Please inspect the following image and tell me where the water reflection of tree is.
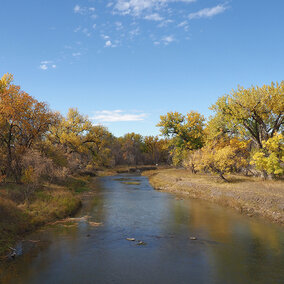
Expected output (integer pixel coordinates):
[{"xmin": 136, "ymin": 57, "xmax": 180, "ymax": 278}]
[{"xmin": 186, "ymin": 201, "xmax": 284, "ymax": 283}]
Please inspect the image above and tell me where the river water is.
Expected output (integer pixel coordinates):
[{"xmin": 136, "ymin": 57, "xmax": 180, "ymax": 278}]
[{"xmin": 1, "ymin": 175, "xmax": 284, "ymax": 284}]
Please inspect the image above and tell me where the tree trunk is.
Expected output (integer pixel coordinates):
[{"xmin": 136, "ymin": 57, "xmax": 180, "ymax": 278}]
[
  {"xmin": 261, "ymin": 170, "xmax": 268, "ymax": 180},
  {"xmin": 219, "ymin": 172, "xmax": 229, "ymax": 182}
]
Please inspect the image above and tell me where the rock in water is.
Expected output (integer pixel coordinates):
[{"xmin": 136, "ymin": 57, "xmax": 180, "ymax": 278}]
[{"xmin": 126, "ymin": 238, "xmax": 136, "ymax": 241}]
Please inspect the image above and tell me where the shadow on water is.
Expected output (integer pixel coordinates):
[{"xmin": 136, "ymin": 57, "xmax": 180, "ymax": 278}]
[{"xmin": 1, "ymin": 174, "xmax": 284, "ymax": 284}]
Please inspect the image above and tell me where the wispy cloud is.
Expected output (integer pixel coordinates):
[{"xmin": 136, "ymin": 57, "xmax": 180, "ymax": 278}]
[
  {"xmin": 162, "ymin": 35, "xmax": 175, "ymax": 45},
  {"xmin": 145, "ymin": 13, "xmax": 163, "ymax": 21},
  {"xmin": 114, "ymin": 0, "xmax": 196, "ymax": 16},
  {"xmin": 72, "ymin": 52, "xmax": 81, "ymax": 57},
  {"xmin": 189, "ymin": 4, "xmax": 228, "ymax": 20},
  {"xmin": 105, "ymin": 40, "xmax": 112, "ymax": 47},
  {"xmin": 74, "ymin": 5, "xmax": 81, "ymax": 14},
  {"xmin": 91, "ymin": 110, "xmax": 147, "ymax": 122},
  {"xmin": 74, "ymin": 5, "xmax": 96, "ymax": 15},
  {"xmin": 40, "ymin": 64, "xmax": 48, "ymax": 70},
  {"xmin": 39, "ymin": 61, "xmax": 56, "ymax": 70}
]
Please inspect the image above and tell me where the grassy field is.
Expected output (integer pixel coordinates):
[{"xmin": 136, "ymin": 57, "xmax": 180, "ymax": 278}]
[
  {"xmin": 143, "ymin": 169, "xmax": 284, "ymax": 224},
  {"xmin": 0, "ymin": 176, "xmax": 95, "ymax": 257}
]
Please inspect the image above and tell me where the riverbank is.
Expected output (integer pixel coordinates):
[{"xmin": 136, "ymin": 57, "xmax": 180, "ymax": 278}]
[
  {"xmin": 143, "ymin": 169, "xmax": 284, "ymax": 224},
  {"xmin": 0, "ymin": 176, "xmax": 95, "ymax": 258},
  {"xmin": 96, "ymin": 165, "xmax": 158, "ymax": 176}
]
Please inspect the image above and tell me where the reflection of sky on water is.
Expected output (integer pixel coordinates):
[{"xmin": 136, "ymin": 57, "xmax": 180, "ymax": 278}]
[{"xmin": 1, "ymin": 175, "xmax": 284, "ymax": 284}]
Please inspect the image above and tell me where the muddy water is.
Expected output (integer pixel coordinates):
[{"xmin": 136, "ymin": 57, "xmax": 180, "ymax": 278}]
[{"xmin": 1, "ymin": 175, "xmax": 284, "ymax": 284}]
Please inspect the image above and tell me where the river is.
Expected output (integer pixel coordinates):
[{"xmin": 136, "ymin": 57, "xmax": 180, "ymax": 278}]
[{"xmin": 1, "ymin": 174, "xmax": 284, "ymax": 284}]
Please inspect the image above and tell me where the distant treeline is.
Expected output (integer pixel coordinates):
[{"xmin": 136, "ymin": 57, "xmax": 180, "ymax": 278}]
[
  {"xmin": 0, "ymin": 74, "xmax": 170, "ymax": 187},
  {"xmin": 0, "ymin": 73, "xmax": 283, "ymax": 187}
]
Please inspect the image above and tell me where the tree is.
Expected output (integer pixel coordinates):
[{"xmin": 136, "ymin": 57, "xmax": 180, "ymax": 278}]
[
  {"xmin": 48, "ymin": 108, "xmax": 115, "ymax": 169},
  {"xmin": 157, "ymin": 111, "xmax": 205, "ymax": 165},
  {"xmin": 211, "ymin": 82, "xmax": 284, "ymax": 149},
  {"xmin": 143, "ymin": 136, "xmax": 169, "ymax": 164},
  {"xmin": 49, "ymin": 108, "xmax": 92, "ymax": 154},
  {"xmin": 0, "ymin": 74, "xmax": 57, "ymax": 181},
  {"xmin": 183, "ymin": 150, "xmax": 202, "ymax": 174},
  {"xmin": 250, "ymin": 133, "xmax": 284, "ymax": 178},
  {"xmin": 85, "ymin": 125, "xmax": 115, "ymax": 167},
  {"xmin": 197, "ymin": 138, "xmax": 249, "ymax": 181},
  {"xmin": 120, "ymin": 133, "xmax": 144, "ymax": 165},
  {"xmin": 157, "ymin": 111, "xmax": 205, "ymax": 150}
]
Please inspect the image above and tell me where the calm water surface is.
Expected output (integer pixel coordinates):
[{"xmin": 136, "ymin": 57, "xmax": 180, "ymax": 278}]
[{"xmin": 1, "ymin": 175, "xmax": 284, "ymax": 284}]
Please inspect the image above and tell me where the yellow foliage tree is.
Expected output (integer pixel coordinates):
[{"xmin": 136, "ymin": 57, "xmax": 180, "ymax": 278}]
[
  {"xmin": 157, "ymin": 111, "xmax": 205, "ymax": 165},
  {"xmin": 211, "ymin": 82, "xmax": 284, "ymax": 148},
  {"xmin": 143, "ymin": 136, "xmax": 169, "ymax": 164},
  {"xmin": 0, "ymin": 74, "xmax": 57, "ymax": 181},
  {"xmin": 250, "ymin": 133, "xmax": 284, "ymax": 178},
  {"xmin": 197, "ymin": 138, "xmax": 249, "ymax": 181}
]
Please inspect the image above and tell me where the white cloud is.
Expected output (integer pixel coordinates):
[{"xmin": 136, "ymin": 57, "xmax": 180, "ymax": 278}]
[
  {"xmin": 144, "ymin": 13, "xmax": 163, "ymax": 21},
  {"xmin": 39, "ymin": 60, "xmax": 56, "ymax": 70},
  {"xmin": 74, "ymin": 4, "xmax": 96, "ymax": 15},
  {"xmin": 40, "ymin": 60, "xmax": 52, "ymax": 64},
  {"xmin": 162, "ymin": 35, "xmax": 174, "ymax": 45},
  {"xmin": 40, "ymin": 64, "xmax": 48, "ymax": 70},
  {"xmin": 177, "ymin": 20, "xmax": 188, "ymax": 27},
  {"xmin": 105, "ymin": 40, "xmax": 112, "ymax": 47},
  {"xmin": 82, "ymin": 28, "xmax": 91, "ymax": 37},
  {"xmin": 74, "ymin": 5, "xmax": 81, "ymax": 14},
  {"xmin": 129, "ymin": 27, "xmax": 140, "ymax": 37},
  {"xmin": 114, "ymin": 0, "xmax": 195, "ymax": 16},
  {"xmin": 72, "ymin": 52, "xmax": 81, "ymax": 57},
  {"xmin": 91, "ymin": 110, "xmax": 147, "ymax": 122},
  {"xmin": 158, "ymin": 19, "xmax": 174, "ymax": 28},
  {"xmin": 70, "ymin": 0, "xmax": 227, "ymax": 49},
  {"xmin": 115, "ymin": 21, "xmax": 123, "ymax": 30},
  {"xmin": 189, "ymin": 4, "xmax": 228, "ymax": 20}
]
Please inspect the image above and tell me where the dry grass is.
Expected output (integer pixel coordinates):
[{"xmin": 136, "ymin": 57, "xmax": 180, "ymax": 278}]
[
  {"xmin": 0, "ymin": 177, "xmax": 94, "ymax": 257},
  {"xmin": 143, "ymin": 169, "xmax": 284, "ymax": 224}
]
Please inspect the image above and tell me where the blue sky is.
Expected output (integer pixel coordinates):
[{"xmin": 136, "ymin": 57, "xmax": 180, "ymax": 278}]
[{"xmin": 0, "ymin": 0, "xmax": 283, "ymax": 137}]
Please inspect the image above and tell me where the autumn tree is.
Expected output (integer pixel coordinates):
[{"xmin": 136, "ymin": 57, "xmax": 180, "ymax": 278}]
[
  {"xmin": 48, "ymin": 108, "xmax": 115, "ymax": 170},
  {"xmin": 250, "ymin": 133, "xmax": 284, "ymax": 178},
  {"xmin": 85, "ymin": 125, "xmax": 115, "ymax": 167},
  {"xmin": 157, "ymin": 111, "xmax": 205, "ymax": 165},
  {"xmin": 210, "ymin": 82, "xmax": 284, "ymax": 149},
  {"xmin": 0, "ymin": 74, "xmax": 57, "ymax": 181},
  {"xmin": 197, "ymin": 138, "xmax": 249, "ymax": 181},
  {"xmin": 183, "ymin": 150, "xmax": 202, "ymax": 174},
  {"xmin": 143, "ymin": 136, "xmax": 169, "ymax": 164},
  {"xmin": 120, "ymin": 133, "xmax": 144, "ymax": 165}
]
